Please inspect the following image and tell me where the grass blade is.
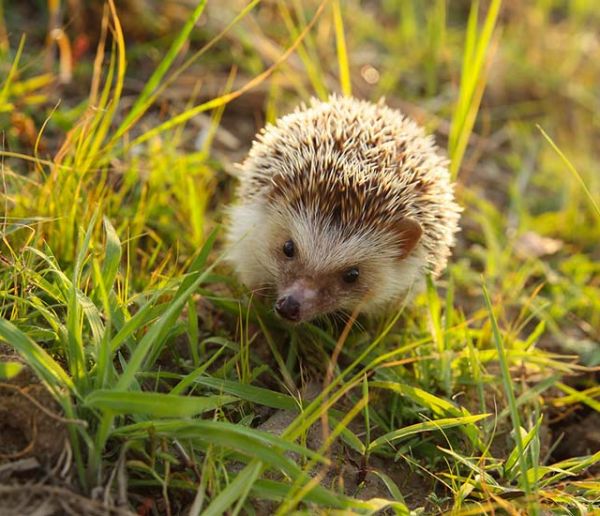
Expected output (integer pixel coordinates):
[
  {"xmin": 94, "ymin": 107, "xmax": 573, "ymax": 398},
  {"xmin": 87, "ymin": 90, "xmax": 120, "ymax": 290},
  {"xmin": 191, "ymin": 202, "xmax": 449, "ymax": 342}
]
[
  {"xmin": 482, "ymin": 281, "xmax": 531, "ymax": 496},
  {"xmin": 0, "ymin": 319, "xmax": 74, "ymax": 391},
  {"xmin": 332, "ymin": 0, "xmax": 351, "ymax": 96},
  {"xmin": 537, "ymin": 125, "xmax": 600, "ymax": 222},
  {"xmin": 117, "ymin": 419, "xmax": 329, "ymax": 464},
  {"xmin": 190, "ymin": 376, "xmax": 298, "ymax": 410},
  {"xmin": 99, "ymin": 216, "xmax": 122, "ymax": 294},
  {"xmin": 448, "ymin": 0, "xmax": 501, "ymax": 178},
  {"xmin": 114, "ymin": 0, "xmax": 208, "ymax": 138},
  {"xmin": 368, "ymin": 414, "xmax": 489, "ymax": 452},
  {"xmin": 0, "ymin": 34, "xmax": 26, "ymax": 108},
  {"xmin": 84, "ymin": 390, "xmax": 237, "ymax": 417},
  {"xmin": 0, "ymin": 360, "xmax": 24, "ymax": 379},
  {"xmin": 201, "ymin": 460, "xmax": 263, "ymax": 516}
]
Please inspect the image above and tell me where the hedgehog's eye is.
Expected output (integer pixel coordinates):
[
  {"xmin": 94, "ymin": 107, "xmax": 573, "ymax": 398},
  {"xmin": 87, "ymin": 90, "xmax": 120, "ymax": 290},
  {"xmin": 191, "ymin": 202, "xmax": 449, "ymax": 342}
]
[
  {"xmin": 282, "ymin": 240, "xmax": 295, "ymax": 258},
  {"xmin": 342, "ymin": 266, "xmax": 359, "ymax": 284}
]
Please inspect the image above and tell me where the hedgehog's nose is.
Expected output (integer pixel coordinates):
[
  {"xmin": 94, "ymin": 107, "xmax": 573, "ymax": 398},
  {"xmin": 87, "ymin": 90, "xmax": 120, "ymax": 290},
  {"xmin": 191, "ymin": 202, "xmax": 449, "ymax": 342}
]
[{"xmin": 275, "ymin": 295, "xmax": 301, "ymax": 321}]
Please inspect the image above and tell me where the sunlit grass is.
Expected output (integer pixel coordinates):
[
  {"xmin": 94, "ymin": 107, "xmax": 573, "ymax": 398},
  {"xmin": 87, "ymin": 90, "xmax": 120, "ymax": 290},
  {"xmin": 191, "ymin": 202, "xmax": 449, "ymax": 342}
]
[
  {"xmin": 448, "ymin": 0, "xmax": 501, "ymax": 179},
  {"xmin": 0, "ymin": 0, "xmax": 599, "ymax": 513}
]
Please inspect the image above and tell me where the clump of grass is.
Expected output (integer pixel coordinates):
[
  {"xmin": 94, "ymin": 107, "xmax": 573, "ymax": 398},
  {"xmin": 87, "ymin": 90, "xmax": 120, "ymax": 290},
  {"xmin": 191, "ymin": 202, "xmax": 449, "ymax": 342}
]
[{"xmin": 1, "ymin": 0, "xmax": 599, "ymax": 514}]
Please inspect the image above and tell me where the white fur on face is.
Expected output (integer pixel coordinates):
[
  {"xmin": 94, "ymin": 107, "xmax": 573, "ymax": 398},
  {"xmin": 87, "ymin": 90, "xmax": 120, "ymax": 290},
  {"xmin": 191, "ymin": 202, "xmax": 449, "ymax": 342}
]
[{"xmin": 225, "ymin": 201, "xmax": 280, "ymax": 290}]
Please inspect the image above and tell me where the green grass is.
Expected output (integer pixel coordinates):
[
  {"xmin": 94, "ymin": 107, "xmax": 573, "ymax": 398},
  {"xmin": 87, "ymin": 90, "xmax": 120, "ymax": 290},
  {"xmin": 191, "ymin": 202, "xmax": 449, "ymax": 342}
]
[{"xmin": 1, "ymin": 0, "xmax": 599, "ymax": 514}]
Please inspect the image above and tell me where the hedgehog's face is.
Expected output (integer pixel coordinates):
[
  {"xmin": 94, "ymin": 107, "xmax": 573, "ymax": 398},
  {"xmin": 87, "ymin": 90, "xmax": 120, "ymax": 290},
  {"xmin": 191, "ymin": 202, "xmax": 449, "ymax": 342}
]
[
  {"xmin": 272, "ymin": 235, "xmax": 367, "ymax": 322},
  {"xmin": 269, "ymin": 209, "xmax": 423, "ymax": 322},
  {"xmin": 226, "ymin": 201, "xmax": 424, "ymax": 323}
]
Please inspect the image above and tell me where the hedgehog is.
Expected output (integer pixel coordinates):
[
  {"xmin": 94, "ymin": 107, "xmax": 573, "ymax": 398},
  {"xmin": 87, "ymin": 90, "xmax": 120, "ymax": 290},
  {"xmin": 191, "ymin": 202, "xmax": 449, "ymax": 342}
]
[{"xmin": 225, "ymin": 95, "xmax": 461, "ymax": 323}]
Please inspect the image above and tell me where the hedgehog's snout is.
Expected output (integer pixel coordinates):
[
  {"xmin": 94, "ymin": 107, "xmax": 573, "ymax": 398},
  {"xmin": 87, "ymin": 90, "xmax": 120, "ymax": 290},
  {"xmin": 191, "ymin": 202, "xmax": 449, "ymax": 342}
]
[
  {"xmin": 274, "ymin": 295, "xmax": 301, "ymax": 321},
  {"xmin": 274, "ymin": 279, "xmax": 319, "ymax": 323}
]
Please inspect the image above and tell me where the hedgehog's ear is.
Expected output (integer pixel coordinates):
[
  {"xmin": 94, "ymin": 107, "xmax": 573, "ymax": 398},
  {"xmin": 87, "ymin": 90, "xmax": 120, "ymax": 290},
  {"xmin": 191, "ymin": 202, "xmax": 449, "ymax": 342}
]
[{"xmin": 395, "ymin": 218, "xmax": 422, "ymax": 259}]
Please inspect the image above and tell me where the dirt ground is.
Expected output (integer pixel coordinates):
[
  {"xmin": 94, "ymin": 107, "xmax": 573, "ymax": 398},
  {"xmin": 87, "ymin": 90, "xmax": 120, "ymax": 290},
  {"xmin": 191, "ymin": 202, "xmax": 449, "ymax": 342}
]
[{"xmin": 0, "ymin": 345, "xmax": 134, "ymax": 515}]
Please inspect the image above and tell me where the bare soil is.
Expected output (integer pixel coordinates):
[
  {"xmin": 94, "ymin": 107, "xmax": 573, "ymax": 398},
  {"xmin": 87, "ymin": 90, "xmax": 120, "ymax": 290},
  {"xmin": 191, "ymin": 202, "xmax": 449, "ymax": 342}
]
[{"xmin": 0, "ymin": 345, "xmax": 134, "ymax": 515}]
